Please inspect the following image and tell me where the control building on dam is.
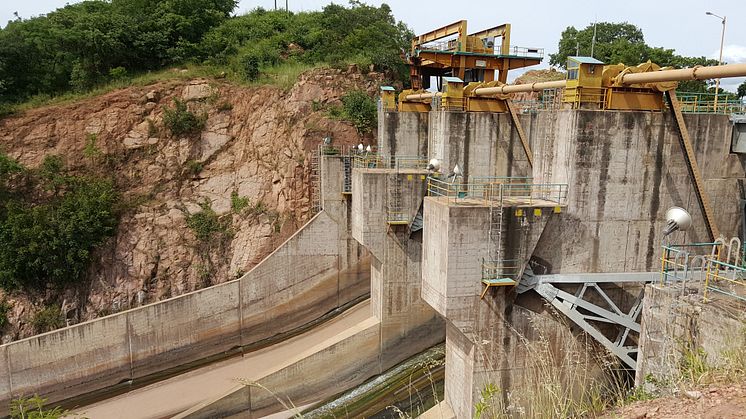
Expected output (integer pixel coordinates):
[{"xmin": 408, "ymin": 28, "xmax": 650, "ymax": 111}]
[{"xmin": 2, "ymin": 19, "xmax": 746, "ymax": 418}]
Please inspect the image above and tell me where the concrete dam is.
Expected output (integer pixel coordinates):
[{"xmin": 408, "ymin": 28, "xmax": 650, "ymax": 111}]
[
  {"xmin": 1, "ymin": 93, "xmax": 744, "ymax": 417},
  {"xmin": 2, "ymin": 18, "xmax": 746, "ymax": 417}
]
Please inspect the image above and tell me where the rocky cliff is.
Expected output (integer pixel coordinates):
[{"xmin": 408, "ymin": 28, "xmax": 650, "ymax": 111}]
[{"xmin": 0, "ymin": 66, "xmax": 381, "ymax": 341}]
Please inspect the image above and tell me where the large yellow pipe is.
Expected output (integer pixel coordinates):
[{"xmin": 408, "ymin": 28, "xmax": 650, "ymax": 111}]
[
  {"xmin": 405, "ymin": 92, "xmax": 443, "ymax": 101},
  {"xmin": 404, "ymin": 62, "xmax": 746, "ymax": 102},
  {"xmin": 619, "ymin": 63, "xmax": 746, "ymax": 84},
  {"xmin": 473, "ymin": 80, "xmax": 566, "ymax": 96}
]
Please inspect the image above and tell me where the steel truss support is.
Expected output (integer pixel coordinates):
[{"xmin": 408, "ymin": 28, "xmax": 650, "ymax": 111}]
[{"xmin": 533, "ymin": 274, "xmax": 654, "ymax": 370}]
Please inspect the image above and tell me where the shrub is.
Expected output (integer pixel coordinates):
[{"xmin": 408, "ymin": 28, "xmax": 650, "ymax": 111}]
[
  {"xmin": 216, "ymin": 101, "xmax": 233, "ymax": 111},
  {"xmin": 31, "ymin": 304, "xmax": 65, "ymax": 333},
  {"xmin": 231, "ymin": 191, "xmax": 250, "ymax": 213},
  {"xmin": 186, "ymin": 200, "xmax": 227, "ymax": 242},
  {"xmin": 236, "ymin": 51, "xmax": 260, "ymax": 82},
  {"xmin": 0, "ymin": 299, "xmax": 11, "ymax": 329},
  {"xmin": 162, "ymin": 99, "xmax": 206, "ymax": 136},
  {"xmin": 340, "ymin": 90, "xmax": 377, "ymax": 134},
  {"xmin": 108, "ymin": 66, "xmax": 128, "ymax": 80},
  {"xmin": 0, "ymin": 175, "xmax": 119, "ymax": 289},
  {"xmin": 186, "ymin": 160, "xmax": 204, "ymax": 176},
  {"xmin": 83, "ymin": 133, "xmax": 102, "ymax": 161}
]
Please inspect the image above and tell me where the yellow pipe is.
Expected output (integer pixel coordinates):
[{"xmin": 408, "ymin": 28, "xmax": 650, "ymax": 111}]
[
  {"xmin": 403, "ymin": 92, "xmax": 443, "ymax": 101},
  {"xmin": 620, "ymin": 63, "xmax": 746, "ymax": 84},
  {"xmin": 473, "ymin": 80, "xmax": 567, "ymax": 96}
]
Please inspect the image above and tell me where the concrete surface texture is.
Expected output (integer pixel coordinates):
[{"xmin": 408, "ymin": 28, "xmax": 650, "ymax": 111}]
[
  {"xmin": 531, "ymin": 111, "xmax": 743, "ymax": 274},
  {"xmin": 636, "ymin": 284, "xmax": 746, "ymax": 386},
  {"xmin": 78, "ymin": 300, "xmax": 373, "ymax": 418},
  {"xmin": 419, "ymin": 109, "xmax": 743, "ymax": 418},
  {"xmin": 377, "ymin": 109, "xmax": 429, "ymax": 158},
  {"xmin": 427, "ymin": 111, "xmax": 532, "ymax": 180},
  {"xmin": 180, "ymin": 166, "xmax": 447, "ymax": 416},
  {"xmin": 0, "ymin": 208, "xmax": 365, "ymax": 413}
]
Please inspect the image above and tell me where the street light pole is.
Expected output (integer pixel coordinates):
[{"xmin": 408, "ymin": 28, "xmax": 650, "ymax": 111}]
[{"xmin": 706, "ymin": 11, "xmax": 726, "ymax": 112}]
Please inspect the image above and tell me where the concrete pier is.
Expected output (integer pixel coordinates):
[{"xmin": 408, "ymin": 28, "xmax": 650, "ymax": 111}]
[{"xmin": 418, "ymin": 108, "xmax": 745, "ymax": 417}]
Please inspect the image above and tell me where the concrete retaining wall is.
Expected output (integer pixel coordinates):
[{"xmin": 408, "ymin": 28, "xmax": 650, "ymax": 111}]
[
  {"xmin": 636, "ymin": 284, "xmax": 746, "ymax": 385},
  {"xmin": 0, "ymin": 209, "xmax": 368, "ymax": 413}
]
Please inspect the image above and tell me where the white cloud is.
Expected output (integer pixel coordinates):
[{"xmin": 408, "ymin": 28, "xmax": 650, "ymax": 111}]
[{"xmin": 710, "ymin": 44, "xmax": 746, "ymax": 64}]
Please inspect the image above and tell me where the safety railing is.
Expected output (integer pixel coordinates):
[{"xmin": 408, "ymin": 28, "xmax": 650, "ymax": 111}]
[
  {"xmin": 677, "ymin": 92, "xmax": 746, "ymax": 115},
  {"xmin": 393, "ymin": 156, "xmax": 430, "ymax": 170},
  {"xmin": 659, "ymin": 238, "xmax": 746, "ymax": 302},
  {"xmin": 659, "ymin": 242, "xmax": 717, "ymax": 285},
  {"xmin": 704, "ymin": 258, "xmax": 746, "ymax": 302},
  {"xmin": 426, "ymin": 177, "xmax": 568, "ymax": 207},
  {"xmin": 418, "ymin": 42, "xmax": 544, "ymax": 59},
  {"xmin": 482, "ymin": 258, "xmax": 522, "ymax": 281},
  {"xmin": 496, "ymin": 183, "xmax": 569, "ymax": 207},
  {"xmin": 386, "ymin": 210, "xmax": 409, "ymax": 225},
  {"xmin": 352, "ymin": 153, "xmax": 385, "ymax": 168}
]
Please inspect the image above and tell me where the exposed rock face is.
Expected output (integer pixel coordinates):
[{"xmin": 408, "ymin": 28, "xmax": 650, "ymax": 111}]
[{"xmin": 0, "ymin": 67, "xmax": 381, "ymax": 341}]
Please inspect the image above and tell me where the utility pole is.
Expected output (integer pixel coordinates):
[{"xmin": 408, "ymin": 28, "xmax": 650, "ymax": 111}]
[
  {"xmin": 706, "ymin": 11, "xmax": 726, "ymax": 113},
  {"xmin": 286, "ymin": 0, "xmax": 288, "ymax": 12},
  {"xmin": 590, "ymin": 21, "xmax": 597, "ymax": 58}
]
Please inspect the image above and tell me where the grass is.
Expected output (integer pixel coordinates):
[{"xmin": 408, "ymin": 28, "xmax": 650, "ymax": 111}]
[
  {"xmin": 5, "ymin": 64, "xmax": 229, "ymax": 116},
  {"xmin": 249, "ymin": 61, "xmax": 316, "ymax": 91},
  {"xmin": 1, "ymin": 56, "xmax": 363, "ymax": 118}
]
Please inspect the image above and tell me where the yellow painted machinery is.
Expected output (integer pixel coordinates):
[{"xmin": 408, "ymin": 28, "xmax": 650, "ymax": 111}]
[{"xmin": 408, "ymin": 20, "xmax": 543, "ymax": 90}]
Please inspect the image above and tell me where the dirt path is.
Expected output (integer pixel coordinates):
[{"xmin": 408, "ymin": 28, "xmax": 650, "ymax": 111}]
[
  {"xmin": 76, "ymin": 300, "xmax": 373, "ymax": 418},
  {"xmin": 604, "ymin": 382, "xmax": 746, "ymax": 419}
]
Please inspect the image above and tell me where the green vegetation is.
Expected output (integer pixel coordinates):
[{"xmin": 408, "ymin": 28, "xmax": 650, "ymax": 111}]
[
  {"xmin": 0, "ymin": 153, "xmax": 119, "ymax": 290},
  {"xmin": 31, "ymin": 304, "xmax": 65, "ymax": 333},
  {"xmin": 10, "ymin": 395, "xmax": 68, "ymax": 419},
  {"xmin": 162, "ymin": 99, "xmax": 207, "ymax": 136},
  {"xmin": 550, "ymin": 22, "xmax": 721, "ymax": 93},
  {"xmin": 0, "ymin": 1, "xmax": 411, "ymax": 113},
  {"xmin": 0, "ymin": 298, "xmax": 11, "ymax": 329},
  {"xmin": 230, "ymin": 191, "xmax": 251, "ymax": 213},
  {"xmin": 186, "ymin": 199, "xmax": 229, "ymax": 242},
  {"xmin": 337, "ymin": 90, "xmax": 378, "ymax": 134}
]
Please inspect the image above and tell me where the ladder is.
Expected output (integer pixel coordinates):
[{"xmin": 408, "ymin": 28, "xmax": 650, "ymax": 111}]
[
  {"xmin": 666, "ymin": 91, "xmax": 720, "ymax": 240},
  {"xmin": 310, "ymin": 146, "xmax": 322, "ymax": 213},
  {"xmin": 342, "ymin": 156, "xmax": 352, "ymax": 195},
  {"xmin": 387, "ymin": 174, "xmax": 407, "ymax": 225},
  {"xmin": 481, "ymin": 183, "xmax": 514, "ymax": 298},
  {"xmin": 506, "ymin": 100, "xmax": 534, "ymax": 168}
]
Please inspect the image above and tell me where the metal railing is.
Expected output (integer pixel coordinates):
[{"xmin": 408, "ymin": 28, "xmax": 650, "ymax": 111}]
[
  {"xmin": 659, "ymin": 238, "xmax": 746, "ymax": 302},
  {"xmin": 426, "ymin": 177, "xmax": 568, "ymax": 206},
  {"xmin": 417, "ymin": 42, "xmax": 544, "ymax": 59},
  {"xmin": 677, "ymin": 92, "xmax": 746, "ymax": 115},
  {"xmin": 659, "ymin": 242, "xmax": 717, "ymax": 285},
  {"xmin": 704, "ymin": 258, "xmax": 746, "ymax": 302},
  {"xmin": 482, "ymin": 258, "xmax": 522, "ymax": 281}
]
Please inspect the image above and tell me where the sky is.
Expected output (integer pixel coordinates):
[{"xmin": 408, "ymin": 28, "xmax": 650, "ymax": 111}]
[{"xmin": 2, "ymin": 0, "xmax": 745, "ymax": 90}]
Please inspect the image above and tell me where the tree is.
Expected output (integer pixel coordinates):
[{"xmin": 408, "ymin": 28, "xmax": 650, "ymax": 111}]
[
  {"xmin": 550, "ymin": 22, "xmax": 721, "ymax": 92},
  {"xmin": 738, "ymin": 80, "xmax": 746, "ymax": 99},
  {"xmin": 0, "ymin": 154, "xmax": 119, "ymax": 290},
  {"xmin": 550, "ymin": 22, "xmax": 645, "ymax": 67}
]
